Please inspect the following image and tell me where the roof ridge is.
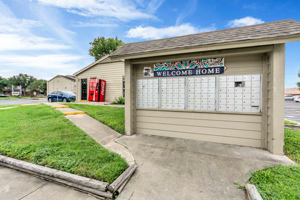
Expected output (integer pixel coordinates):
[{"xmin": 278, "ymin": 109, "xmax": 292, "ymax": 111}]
[{"xmin": 116, "ymin": 19, "xmax": 295, "ymax": 47}]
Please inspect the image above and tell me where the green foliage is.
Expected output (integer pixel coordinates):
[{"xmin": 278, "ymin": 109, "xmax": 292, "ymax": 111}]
[
  {"xmin": 0, "ymin": 104, "xmax": 128, "ymax": 183},
  {"xmin": 65, "ymin": 104, "xmax": 125, "ymax": 134},
  {"xmin": 0, "ymin": 76, "xmax": 8, "ymax": 90},
  {"xmin": 246, "ymin": 128, "xmax": 300, "ymax": 199},
  {"xmin": 248, "ymin": 165, "xmax": 300, "ymax": 200},
  {"xmin": 28, "ymin": 79, "xmax": 47, "ymax": 93},
  {"xmin": 113, "ymin": 96, "xmax": 125, "ymax": 105},
  {"xmin": 284, "ymin": 120, "xmax": 298, "ymax": 125},
  {"xmin": 284, "ymin": 128, "xmax": 300, "ymax": 164},
  {"xmin": 8, "ymin": 73, "xmax": 36, "ymax": 95},
  {"xmin": 298, "ymin": 72, "xmax": 300, "ymax": 89},
  {"xmin": 89, "ymin": 36, "xmax": 124, "ymax": 61}
]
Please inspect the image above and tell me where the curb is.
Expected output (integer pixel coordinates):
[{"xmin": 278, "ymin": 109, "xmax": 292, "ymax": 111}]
[
  {"xmin": 0, "ymin": 155, "xmax": 137, "ymax": 199},
  {"xmin": 284, "ymin": 124, "xmax": 300, "ymax": 130},
  {"xmin": 63, "ymin": 111, "xmax": 85, "ymax": 115},
  {"xmin": 53, "ymin": 106, "xmax": 70, "ymax": 108},
  {"xmin": 245, "ymin": 184, "xmax": 263, "ymax": 200}
]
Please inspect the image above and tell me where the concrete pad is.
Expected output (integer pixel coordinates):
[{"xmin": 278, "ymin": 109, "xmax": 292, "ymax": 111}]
[
  {"xmin": 21, "ymin": 182, "xmax": 99, "ymax": 200},
  {"xmin": 0, "ymin": 166, "xmax": 98, "ymax": 200},
  {"xmin": 117, "ymin": 134, "xmax": 294, "ymax": 200},
  {"xmin": 66, "ymin": 114, "xmax": 120, "ymax": 145}
]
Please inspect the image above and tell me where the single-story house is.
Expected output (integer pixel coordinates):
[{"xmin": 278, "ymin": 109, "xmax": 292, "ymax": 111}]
[
  {"xmin": 110, "ymin": 19, "xmax": 300, "ymax": 155},
  {"xmin": 73, "ymin": 55, "xmax": 124, "ymax": 103},
  {"xmin": 285, "ymin": 88, "xmax": 300, "ymax": 95},
  {"xmin": 47, "ymin": 75, "xmax": 76, "ymax": 95}
]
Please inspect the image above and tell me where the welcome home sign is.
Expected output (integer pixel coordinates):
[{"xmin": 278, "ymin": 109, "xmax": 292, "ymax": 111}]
[{"xmin": 154, "ymin": 58, "xmax": 225, "ymax": 77}]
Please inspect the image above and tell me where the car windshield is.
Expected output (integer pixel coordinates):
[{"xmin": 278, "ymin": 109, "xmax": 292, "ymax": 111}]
[{"xmin": 63, "ymin": 91, "xmax": 75, "ymax": 96}]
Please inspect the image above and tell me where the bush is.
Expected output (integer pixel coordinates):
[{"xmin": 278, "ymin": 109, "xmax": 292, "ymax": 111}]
[{"xmin": 112, "ymin": 96, "xmax": 125, "ymax": 105}]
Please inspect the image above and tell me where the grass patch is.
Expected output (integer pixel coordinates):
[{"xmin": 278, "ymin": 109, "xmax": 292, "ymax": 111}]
[
  {"xmin": 248, "ymin": 165, "xmax": 300, "ymax": 200},
  {"xmin": 247, "ymin": 128, "xmax": 300, "ymax": 199},
  {"xmin": 0, "ymin": 104, "xmax": 128, "ymax": 183},
  {"xmin": 65, "ymin": 104, "xmax": 125, "ymax": 134},
  {"xmin": 284, "ymin": 129, "xmax": 300, "ymax": 164},
  {"xmin": 0, "ymin": 105, "xmax": 19, "ymax": 108},
  {"xmin": 284, "ymin": 120, "xmax": 298, "ymax": 125}
]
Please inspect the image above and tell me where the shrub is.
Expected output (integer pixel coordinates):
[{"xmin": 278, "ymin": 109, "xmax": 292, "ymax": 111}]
[{"xmin": 113, "ymin": 96, "xmax": 125, "ymax": 104}]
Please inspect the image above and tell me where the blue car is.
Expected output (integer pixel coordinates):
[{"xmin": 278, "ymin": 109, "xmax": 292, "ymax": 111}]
[{"xmin": 48, "ymin": 91, "xmax": 76, "ymax": 102}]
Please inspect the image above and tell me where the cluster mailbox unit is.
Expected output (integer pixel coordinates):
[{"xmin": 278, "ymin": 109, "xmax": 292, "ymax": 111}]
[
  {"xmin": 110, "ymin": 19, "xmax": 300, "ymax": 155},
  {"xmin": 136, "ymin": 74, "xmax": 262, "ymax": 112}
]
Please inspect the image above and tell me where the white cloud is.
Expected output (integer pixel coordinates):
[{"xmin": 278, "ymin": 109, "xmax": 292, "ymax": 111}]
[
  {"xmin": 176, "ymin": 0, "xmax": 197, "ymax": 25},
  {"xmin": 0, "ymin": 54, "xmax": 83, "ymax": 79},
  {"xmin": 126, "ymin": 23, "xmax": 216, "ymax": 39},
  {"xmin": 73, "ymin": 22, "xmax": 118, "ymax": 28},
  {"xmin": 0, "ymin": 16, "xmax": 71, "ymax": 51},
  {"xmin": 34, "ymin": 0, "xmax": 157, "ymax": 21},
  {"xmin": 0, "ymin": 17, "xmax": 42, "ymax": 33},
  {"xmin": 0, "ymin": 34, "xmax": 70, "ymax": 51},
  {"xmin": 228, "ymin": 16, "xmax": 264, "ymax": 28}
]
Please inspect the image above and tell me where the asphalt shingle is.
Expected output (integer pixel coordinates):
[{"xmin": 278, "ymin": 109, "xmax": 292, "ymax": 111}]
[{"xmin": 111, "ymin": 19, "xmax": 300, "ymax": 57}]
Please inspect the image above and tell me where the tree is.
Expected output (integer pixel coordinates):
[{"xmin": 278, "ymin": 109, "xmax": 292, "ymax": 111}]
[
  {"xmin": 0, "ymin": 76, "xmax": 7, "ymax": 90},
  {"xmin": 298, "ymin": 72, "xmax": 300, "ymax": 89},
  {"xmin": 8, "ymin": 73, "xmax": 36, "ymax": 96},
  {"xmin": 28, "ymin": 79, "xmax": 47, "ymax": 94},
  {"xmin": 89, "ymin": 36, "xmax": 124, "ymax": 61}
]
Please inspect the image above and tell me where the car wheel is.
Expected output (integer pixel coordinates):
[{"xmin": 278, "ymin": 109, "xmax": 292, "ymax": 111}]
[
  {"xmin": 63, "ymin": 98, "xmax": 67, "ymax": 103},
  {"xmin": 48, "ymin": 98, "xmax": 52, "ymax": 102}
]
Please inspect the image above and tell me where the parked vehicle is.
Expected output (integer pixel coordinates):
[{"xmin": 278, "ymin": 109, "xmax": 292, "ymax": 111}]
[
  {"xmin": 47, "ymin": 91, "xmax": 76, "ymax": 102},
  {"xmin": 285, "ymin": 95, "xmax": 295, "ymax": 100},
  {"xmin": 293, "ymin": 95, "xmax": 300, "ymax": 102},
  {"xmin": 0, "ymin": 94, "xmax": 9, "ymax": 98}
]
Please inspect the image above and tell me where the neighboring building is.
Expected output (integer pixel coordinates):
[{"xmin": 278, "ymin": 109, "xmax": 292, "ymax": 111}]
[
  {"xmin": 2, "ymin": 86, "xmax": 31, "ymax": 96},
  {"xmin": 73, "ymin": 55, "xmax": 124, "ymax": 103},
  {"xmin": 47, "ymin": 75, "xmax": 76, "ymax": 95},
  {"xmin": 285, "ymin": 88, "xmax": 300, "ymax": 95},
  {"xmin": 110, "ymin": 19, "xmax": 300, "ymax": 155}
]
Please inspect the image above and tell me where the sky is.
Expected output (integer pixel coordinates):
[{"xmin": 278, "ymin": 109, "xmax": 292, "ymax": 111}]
[{"xmin": 0, "ymin": 0, "xmax": 299, "ymax": 88}]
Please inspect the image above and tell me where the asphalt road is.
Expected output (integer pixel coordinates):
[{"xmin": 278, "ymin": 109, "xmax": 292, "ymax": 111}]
[
  {"xmin": 285, "ymin": 100, "xmax": 300, "ymax": 123},
  {"xmin": 0, "ymin": 98, "xmax": 48, "ymax": 105}
]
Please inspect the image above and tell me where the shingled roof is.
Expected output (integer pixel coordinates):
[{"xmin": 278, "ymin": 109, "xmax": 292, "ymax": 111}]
[{"xmin": 111, "ymin": 19, "xmax": 300, "ymax": 57}]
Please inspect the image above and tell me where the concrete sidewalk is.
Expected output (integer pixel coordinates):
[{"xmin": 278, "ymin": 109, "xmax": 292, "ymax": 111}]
[
  {"xmin": 117, "ymin": 134, "xmax": 294, "ymax": 200},
  {"xmin": 0, "ymin": 166, "xmax": 98, "ymax": 200},
  {"xmin": 45, "ymin": 103, "xmax": 135, "ymax": 165}
]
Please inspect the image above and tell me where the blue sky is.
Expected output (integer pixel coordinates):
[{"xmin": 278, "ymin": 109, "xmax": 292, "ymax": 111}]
[{"xmin": 0, "ymin": 0, "xmax": 299, "ymax": 88}]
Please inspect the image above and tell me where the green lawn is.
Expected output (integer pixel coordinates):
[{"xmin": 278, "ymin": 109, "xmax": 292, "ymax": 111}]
[
  {"xmin": 0, "ymin": 105, "xmax": 19, "ymax": 108},
  {"xmin": 0, "ymin": 104, "xmax": 128, "ymax": 183},
  {"xmin": 248, "ymin": 165, "xmax": 300, "ymax": 200},
  {"xmin": 247, "ymin": 128, "xmax": 300, "ymax": 199},
  {"xmin": 65, "ymin": 104, "xmax": 125, "ymax": 134},
  {"xmin": 284, "ymin": 120, "xmax": 298, "ymax": 125}
]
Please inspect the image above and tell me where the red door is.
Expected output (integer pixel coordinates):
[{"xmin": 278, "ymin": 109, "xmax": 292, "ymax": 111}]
[{"xmin": 99, "ymin": 80, "xmax": 106, "ymax": 102}]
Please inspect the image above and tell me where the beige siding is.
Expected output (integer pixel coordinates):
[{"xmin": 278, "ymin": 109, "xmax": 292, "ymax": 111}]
[
  {"xmin": 76, "ymin": 61, "xmax": 124, "ymax": 102},
  {"xmin": 136, "ymin": 110, "xmax": 262, "ymax": 147},
  {"xmin": 133, "ymin": 53, "xmax": 264, "ymax": 148},
  {"xmin": 47, "ymin": 77, "xmax": 76, "ymax": 95}
]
